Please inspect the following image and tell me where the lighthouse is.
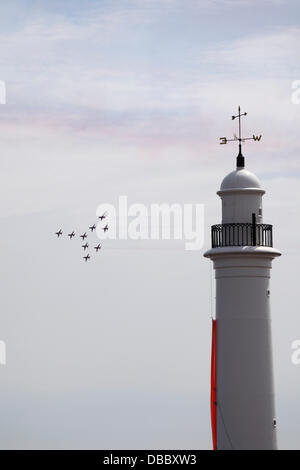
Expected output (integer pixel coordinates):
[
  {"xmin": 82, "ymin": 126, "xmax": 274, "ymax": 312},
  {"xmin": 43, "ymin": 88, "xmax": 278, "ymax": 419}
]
[{"xmin": 204, "ymin": 107, "xmax": 281, "ymax": 450}]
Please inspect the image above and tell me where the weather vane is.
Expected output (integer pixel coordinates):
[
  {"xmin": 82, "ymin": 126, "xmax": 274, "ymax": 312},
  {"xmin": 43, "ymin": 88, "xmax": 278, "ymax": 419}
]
[{"xmin": 219, "ymin": 106, "xmax": 262, "ymax": 167}]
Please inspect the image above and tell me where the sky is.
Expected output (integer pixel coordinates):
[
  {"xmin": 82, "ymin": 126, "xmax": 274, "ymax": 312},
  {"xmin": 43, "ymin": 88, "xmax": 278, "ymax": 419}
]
[{"xmin": 0, "ymin": 0, "xmax": 299, "ymax": 449}]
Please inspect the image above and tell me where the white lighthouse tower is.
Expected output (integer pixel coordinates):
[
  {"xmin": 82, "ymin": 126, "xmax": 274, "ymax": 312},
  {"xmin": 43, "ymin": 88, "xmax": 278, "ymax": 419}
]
[{"xmin": 204, "ymin": 107, "xmax": 281, "ymax": 450}]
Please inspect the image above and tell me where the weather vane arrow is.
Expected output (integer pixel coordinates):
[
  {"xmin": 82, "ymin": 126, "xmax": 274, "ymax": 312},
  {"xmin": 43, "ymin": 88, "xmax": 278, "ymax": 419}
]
[{"xmin": 219, "ymin": 106, "xmax": 262, "ymax": 168}]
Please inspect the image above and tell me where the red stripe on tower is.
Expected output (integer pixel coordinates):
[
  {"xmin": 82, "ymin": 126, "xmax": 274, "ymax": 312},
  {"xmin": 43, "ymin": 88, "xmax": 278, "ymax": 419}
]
[{"xmin": 211, "ymin": 319, "xmax": 217, "ymax": 450}]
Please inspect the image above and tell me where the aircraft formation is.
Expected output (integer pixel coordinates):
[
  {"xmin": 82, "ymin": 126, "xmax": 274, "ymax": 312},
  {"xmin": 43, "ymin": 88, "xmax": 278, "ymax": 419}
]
[{"xmin": 55, "ymin": 212, "xmax": 108, "ymax": 262}]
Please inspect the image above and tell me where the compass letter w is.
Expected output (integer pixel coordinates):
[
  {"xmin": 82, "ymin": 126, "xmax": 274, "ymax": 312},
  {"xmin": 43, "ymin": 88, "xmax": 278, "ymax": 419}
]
[{"xmin": 253, "ymin": 135, "xmax": 262, "ymax": 141}]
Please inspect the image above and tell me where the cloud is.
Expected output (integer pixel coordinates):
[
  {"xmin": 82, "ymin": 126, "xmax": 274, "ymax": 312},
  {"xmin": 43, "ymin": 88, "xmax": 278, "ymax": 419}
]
[
  {"xmin": 0, "ymin": 2, "xmax": 299, "ymax": 215},
  {"xmin": 200, "ymin": 27, "xmax": 300, "ymax": 78}
]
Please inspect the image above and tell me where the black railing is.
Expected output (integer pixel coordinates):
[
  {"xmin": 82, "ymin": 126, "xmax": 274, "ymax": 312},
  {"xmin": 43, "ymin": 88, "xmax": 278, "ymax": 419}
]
[{"xmin": 211, "ymin": 223, "xmax": 273, "ymax": 248}]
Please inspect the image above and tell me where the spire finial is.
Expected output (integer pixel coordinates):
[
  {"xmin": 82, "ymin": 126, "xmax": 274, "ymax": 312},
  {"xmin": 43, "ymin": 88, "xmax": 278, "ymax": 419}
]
[{"xmin": 219, "ymin": 106, "xmax": 262, "ymax": 169}]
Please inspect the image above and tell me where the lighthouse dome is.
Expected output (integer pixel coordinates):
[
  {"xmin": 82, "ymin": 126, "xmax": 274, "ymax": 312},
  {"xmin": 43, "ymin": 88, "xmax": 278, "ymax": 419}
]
[
  {"xmin": 218, "ymin": 167, "xmax": 265, "ymax": 224},
  {"xmin": 220, "ymin": 168, "xmax": 262, "ymax": 191}
]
